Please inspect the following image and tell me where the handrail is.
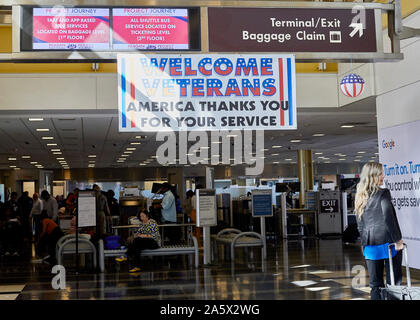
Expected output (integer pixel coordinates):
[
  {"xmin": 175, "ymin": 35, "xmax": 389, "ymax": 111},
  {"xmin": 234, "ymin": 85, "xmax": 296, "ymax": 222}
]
[
  {"xmin": 216, "ymin": 228, "xmax": 242, "ymax": 238},
  {"xmin": 57, "ymin": 238, "xmax": 97, "ymax": 268}
]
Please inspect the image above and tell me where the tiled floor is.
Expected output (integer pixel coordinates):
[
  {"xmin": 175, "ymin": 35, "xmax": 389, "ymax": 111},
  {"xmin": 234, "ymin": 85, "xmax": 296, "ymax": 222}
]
[{"xmin": 0, "ymin": 238, "xmax": 418, "ymax": 300}]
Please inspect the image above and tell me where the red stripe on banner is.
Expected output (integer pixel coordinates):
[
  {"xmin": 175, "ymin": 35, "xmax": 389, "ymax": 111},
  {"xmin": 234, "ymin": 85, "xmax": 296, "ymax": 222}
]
[
  {"xmin": 353, "ymin": 83, "xmax": 357, "ymax": 97},
  {"xmin": 344, "ymin": 85, "xmax": 352, "ymax": 97},
  {"xmin": 278, "ymin": 58, "xmax": 284, "ymax": 126},
  {"xmin": 130, "ymin": 112, "xmax": 135, "ymax": 128},
  {"xmin": 130, "ymin": 82, "xmax": 135, "ymax": 100}
]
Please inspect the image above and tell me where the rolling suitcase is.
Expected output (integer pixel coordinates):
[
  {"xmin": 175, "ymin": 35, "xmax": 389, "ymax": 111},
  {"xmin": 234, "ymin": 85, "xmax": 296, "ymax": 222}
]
[{"xmin": 381, "ymin": 243, "xmax": 420, "ymax": 300}]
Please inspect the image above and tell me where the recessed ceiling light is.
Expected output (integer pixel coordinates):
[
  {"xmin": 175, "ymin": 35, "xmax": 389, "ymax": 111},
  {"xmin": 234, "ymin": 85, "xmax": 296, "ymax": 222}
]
[
  {"xmin": 323, "ymin": 157, "xmax": 330, "ymax": 160},
  {"xmin": 51, "ymin": 149, "xmax": 60, "ymax": 152},
  {"xmin": 9, "ymin": 165, "xmax": 16, "ymax": 168},
  {"xmin": 355, "ymin": 155, "xmax": 363, "ymax": 158},
  {"xmin": 121, "ymin": 154, "xmax": 129, "ymax": 157},
  {"xmin": 290, "ymin": 140, "xmax": 301, "ymax": 143},
  {"xmin": 123, "ymin": 151, "xmax": 133, "ymax": 154},
  {"xmin": 8, "ymin": 158, "xmax": 16, "ymax": 161},
  {"xmin": 339, "ymin": 159, "xmax": 346, "ymax": 161},
  {"xmin": 22, "ymin": 156, "xmax": 31, "ymax": 159},
  {"xmin": 88, "ymin": 155, "xmax": 96, "ymax": 158},
  {"xmin": 89, "ymin": 160, "xmax": 96, "ymax": 163},
  {"xmin": 354, "ymin": 159, "xmax": 361, "ymax": 162},
  {"xmin": 315, "ymin": 152, "xmax": 323, "ymax": 155},
  {"xmin": 30, "ymin": 162, "xmax": 38, "ymax": 164},
  {"xmin": 36, "ymin": 128, "xmax": 49, "ymax": 132},
  {"xmin": 151, "ymin": 156, "xmax": 158, "ymax": 158},
  {"xmin": 139, "ymin": 163, "xmax": 146, "ymax": 166},
  {"xmin": 341, "ymin": 125, "xmax": 355, "ymax": 128},
  {"xmin": 271, "ymin": 153, "xmax": 280, "ymax": 156},
  {"xmin": 357, "ymin": 151, "xmax": 366, "ymax": 154},
  {"xmin": 285, "ymin": 158, "xmax": 293, "ymax": 161},
  {"xmin": 29, "ymin": 118, "xmax": 44, "ymax": 121},
  {"xmin": 272, "ymin": 145, "xmax": 282, "ymax": 148},
  {"xmin": 41, "ymin": 137, "xmax": 54, "ymax": 140},
  {"xmin": 56, "ymin": 157, "xmax": 64, "ymax": 160},
  {"xmin": 53, "ymin": 152, "xmax": 62, "ymax": 155},
  {"xmin": 126, "ymin": 148, "xmax": 136, "ymax": 151},
  {"xmin": 312, "ymin": 134, "xmax": 325, "ymax": 137},
  {"xmin": 47, "ymin": 143, "xmax": 57, "ymax": 146},
  {"xmin": 273, "ymin": 161, "xmax": 280, "ymax": 164},
  {"xmin": 130, "ymin": 142, "xmax": 141, "ymax": 145}
]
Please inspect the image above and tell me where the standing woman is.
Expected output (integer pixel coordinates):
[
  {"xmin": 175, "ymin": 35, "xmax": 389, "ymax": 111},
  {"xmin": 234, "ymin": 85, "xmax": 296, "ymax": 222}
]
[
  {"xmin": 355, "ymin": 162, "xmax": 404, "ymax": 300},
  {"xmin": 30, "ymin": 193, "xmax": 43, "ymax": 241},
  {"xmin": 115, "ymin": 209, "xmax": 161, "ymax": 273}
]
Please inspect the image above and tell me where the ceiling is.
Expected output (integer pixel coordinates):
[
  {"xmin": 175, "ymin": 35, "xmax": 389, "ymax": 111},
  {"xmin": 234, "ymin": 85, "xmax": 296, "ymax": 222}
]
[{"xmin": 0, "ymin": 96, "xmax": 379, "ymax": 171}]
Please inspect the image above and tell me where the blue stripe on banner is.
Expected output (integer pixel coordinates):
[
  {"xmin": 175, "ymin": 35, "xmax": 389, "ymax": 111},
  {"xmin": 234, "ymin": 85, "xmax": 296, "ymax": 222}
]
[
  {"xmin": 287, "ymin": 58, "xmax": 293, "ymax": 126},
  {"xmin": 121, "ymin": 58, "xmax": 127, "ymax": 128}
]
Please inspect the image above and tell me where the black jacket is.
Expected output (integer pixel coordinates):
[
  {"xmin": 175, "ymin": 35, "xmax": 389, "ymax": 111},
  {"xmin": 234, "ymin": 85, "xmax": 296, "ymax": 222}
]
[{"xmin": 356, "ymin": 188, "xmax": 402, "ymax": 246}]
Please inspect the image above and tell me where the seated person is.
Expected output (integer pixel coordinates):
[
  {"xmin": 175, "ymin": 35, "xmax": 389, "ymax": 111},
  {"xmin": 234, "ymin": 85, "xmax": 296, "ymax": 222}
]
[
  {"xmin": 115, "ymin": 209, "xmax": 161, "ymax": 273},
  {"xmin": 0, "ymin": 207, "xmax": 23, "ymax": 257},
  {"xmin": 37, "ymin": 210, "xmax": 64, "ymax": 264}
]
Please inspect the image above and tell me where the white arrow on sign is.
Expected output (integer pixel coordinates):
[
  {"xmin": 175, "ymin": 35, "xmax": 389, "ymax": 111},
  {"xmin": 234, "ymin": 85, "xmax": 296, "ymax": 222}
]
[
  {"xmin": 349, "ymin": 23, "xmax": 364, "ymax": 38},
  {"xmin": 324, "ymin": 207, "xmax": 334, "ymax": 213}
]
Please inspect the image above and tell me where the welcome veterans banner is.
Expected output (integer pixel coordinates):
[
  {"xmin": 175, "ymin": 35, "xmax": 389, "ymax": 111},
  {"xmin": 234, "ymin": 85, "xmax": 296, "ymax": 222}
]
[{"xmin": 118, "ymin": 53, "xmax": 297, "ymax": 132}]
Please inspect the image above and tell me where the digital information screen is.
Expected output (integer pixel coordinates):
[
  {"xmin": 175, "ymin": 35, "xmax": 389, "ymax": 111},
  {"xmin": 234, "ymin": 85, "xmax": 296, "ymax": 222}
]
[
  {"xmin": 32, "ymin": 7, "xmax": 111, "ymax": 50},
  {"xmin": 111, "ymin": 8, "xmax": 189, "ymax": 50}
]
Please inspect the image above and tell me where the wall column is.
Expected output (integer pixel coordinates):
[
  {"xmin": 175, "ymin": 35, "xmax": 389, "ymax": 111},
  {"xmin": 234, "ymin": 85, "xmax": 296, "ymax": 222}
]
[{"xmin": 297, "ymin": 150, "xmax": 314, "ymax": 208}]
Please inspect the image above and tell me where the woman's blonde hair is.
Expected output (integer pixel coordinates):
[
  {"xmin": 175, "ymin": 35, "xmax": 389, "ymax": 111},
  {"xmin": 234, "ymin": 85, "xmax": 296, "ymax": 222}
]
[{"xmin": 354, "ymin": 162, "xmax": 383, "ymax": 219}]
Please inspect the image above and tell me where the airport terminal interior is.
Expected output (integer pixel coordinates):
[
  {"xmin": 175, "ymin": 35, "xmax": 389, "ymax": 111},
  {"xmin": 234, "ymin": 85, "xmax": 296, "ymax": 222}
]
[{"xmin": 0, "ymin": 0, "xmax": 420, "ymax": 301}]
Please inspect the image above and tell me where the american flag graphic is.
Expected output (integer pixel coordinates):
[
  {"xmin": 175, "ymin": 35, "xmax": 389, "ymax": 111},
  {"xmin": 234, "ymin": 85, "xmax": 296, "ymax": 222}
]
[
  {"xmin": 340, "ymin": 73, "xmax": 365, "ymax": 98},
  {"xmin": 278, "ymin": 58, "xmax": 294, "ymax": 127}
]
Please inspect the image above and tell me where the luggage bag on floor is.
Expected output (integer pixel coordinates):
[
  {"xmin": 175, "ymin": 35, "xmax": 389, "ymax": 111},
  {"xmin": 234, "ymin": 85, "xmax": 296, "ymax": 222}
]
[{"xmin": 381, "ymin": 243, "xmax": 420, "ymax": 300}]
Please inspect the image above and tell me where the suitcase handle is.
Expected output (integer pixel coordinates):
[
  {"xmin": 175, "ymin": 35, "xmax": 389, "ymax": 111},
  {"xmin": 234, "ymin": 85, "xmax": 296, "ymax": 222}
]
[{"xmin": 388, "ymin": 243, "xmax": 411, "ymax": 287}]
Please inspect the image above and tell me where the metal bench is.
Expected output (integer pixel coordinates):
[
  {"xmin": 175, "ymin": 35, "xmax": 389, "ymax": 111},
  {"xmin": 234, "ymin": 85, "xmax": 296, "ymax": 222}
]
[
  {"xmin": 56, "ymin": 234, "xmax": 97, "ymax": 269},
  {"xmin": 98, "ymin": 234, "xmax": 199, "ymax": 272},
  {"xmin": 212, "ymin": 228, "xmax": 266, "ymax": 261}
]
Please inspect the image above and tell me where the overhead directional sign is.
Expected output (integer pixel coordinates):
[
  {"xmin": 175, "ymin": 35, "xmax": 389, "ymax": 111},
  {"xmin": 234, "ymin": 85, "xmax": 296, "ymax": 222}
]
[{"xmin": 208, "ymin": 7, "xmax": 377, "ymax": 53}]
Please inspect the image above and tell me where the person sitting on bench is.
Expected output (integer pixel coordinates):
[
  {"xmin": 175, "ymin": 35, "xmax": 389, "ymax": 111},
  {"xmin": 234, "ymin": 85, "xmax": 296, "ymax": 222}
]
[{"xmin": 115, "ymin": 209, "xmax": 161, "ymax": 273}]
